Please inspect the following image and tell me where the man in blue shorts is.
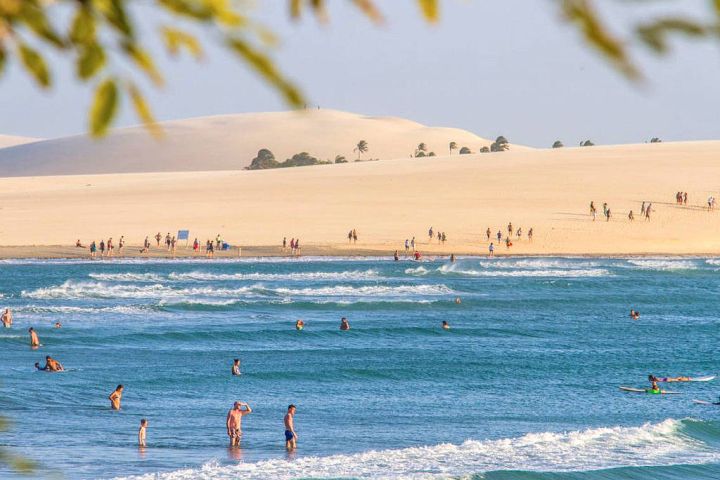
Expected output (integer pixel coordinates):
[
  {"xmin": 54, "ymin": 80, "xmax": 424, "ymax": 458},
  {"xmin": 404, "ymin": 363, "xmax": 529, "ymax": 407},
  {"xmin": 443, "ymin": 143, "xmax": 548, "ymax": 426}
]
[{"xmin": 284, "ymin": 404, "xmax": 298, "ymax": 450}]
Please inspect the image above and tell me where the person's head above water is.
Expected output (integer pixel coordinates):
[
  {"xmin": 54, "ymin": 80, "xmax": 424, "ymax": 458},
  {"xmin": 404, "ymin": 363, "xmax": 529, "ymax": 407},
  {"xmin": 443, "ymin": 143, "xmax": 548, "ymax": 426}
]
[{"xmin": 288, "ymin": 404, "xmax": 296, "ymax": 412}]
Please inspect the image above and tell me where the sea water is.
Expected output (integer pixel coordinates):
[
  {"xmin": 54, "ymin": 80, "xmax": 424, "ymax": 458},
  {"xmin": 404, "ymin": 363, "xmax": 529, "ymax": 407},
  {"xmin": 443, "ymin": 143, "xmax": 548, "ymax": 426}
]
[{"xmin": 1, "ymin": 256, "xmax": 720, "ymax": 479}]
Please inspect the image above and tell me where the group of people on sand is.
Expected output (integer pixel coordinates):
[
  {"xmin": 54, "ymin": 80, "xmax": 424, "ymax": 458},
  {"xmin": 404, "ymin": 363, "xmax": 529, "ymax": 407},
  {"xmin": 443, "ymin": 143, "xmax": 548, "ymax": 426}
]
[
  {"xmin": 88, "ymin": 236, "xmax": 125, "ymax": 258},
  {"xmin": 427, "ymin": 227, "xmax": 447, "ymax": 243},
  {"xmin": 484, "ymin": 224, "xmax": 533, "ymax": 255},
  {"xmin": 347, "ymin": 229, "xmax": 358, "ymax": 244},
  {"xmin": 675, "ymin": 192, "xmax": 688, "ymax": 205},
  {"xmin": 590, "ymin": 201, "xmax": 652, "ymax": 222},
  {"xmin": 282, "ymin": 237, "xmax": 301, "ymax": 255}
]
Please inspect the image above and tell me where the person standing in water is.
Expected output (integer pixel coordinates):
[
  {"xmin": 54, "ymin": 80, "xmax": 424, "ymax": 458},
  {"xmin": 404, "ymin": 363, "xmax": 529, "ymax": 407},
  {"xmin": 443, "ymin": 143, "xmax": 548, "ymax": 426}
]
[
  {"xmin": 489, "ymin": 242, "xmax": 494, "ymax": 257},
  {"xmin": 284, "ymin": 404, "xmax": 298, "ymax": 450},
  {"xmin": 340, "ymin": 317, "xmax": 350, "ymax": 330},
  {"xmin": 442, "ymin": 320, "xmax": 450, "ymax": 330},
  {"xmin": 295, "ymin": 320, "xmax": 304, "ymax": 331},
  {"xmin": 138, "ymin": 419, "xmax": 148, "ymax": 447},
  {"xmin": 109, "ymin": 385, "xmax": 124, "ymax": 410},
  {"xmin": 28, "ymin": 327, "xmax": 40, "ymax": 348},
  {"xmin": 44, "ymin": 356, "xmax": 64, "ymax": 372},
  {"xmin": 2, "ymin": 308, "xmax": 12, "ymax": 328},
  {"xmin": 393, "ymin": 250, "xmax": 399, "ymax": 261},
  {"xmin": 232, "ymin": 359, "xmax": 241, "ymax": 376},
  {"xmin": 226, "ymin": 401, "xmax": 253, "ymax": 446}
]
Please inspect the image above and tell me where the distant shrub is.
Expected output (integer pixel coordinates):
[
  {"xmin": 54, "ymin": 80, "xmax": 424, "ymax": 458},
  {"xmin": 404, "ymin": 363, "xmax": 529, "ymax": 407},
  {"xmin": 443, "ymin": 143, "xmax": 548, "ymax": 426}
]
[
  {"xmin": 479, "ymin": 146, "xmax": 490, "ymax": 153},
  {"xmin": 428, "ymin": 152, "xmax": 436, "ymax": 157},
  {"xmin": 552, "ymin": 140, "xmax": 564, "ymax": 148},
  {"xmin": 650, "ymin": 137, "xmax": 662, "ymax": 143},
  {"xmin": 580, "ymin": 140, "xmax": 595, "ymax": 147},
  {"xmin": 335, "ymin": 155, "xmax": 348, "ymax": 163},
  {"xmin": 247, "ymin": 149, "xmax": 279, "ymax": 170},
  {"xmin": 459, "ymin": 146, "xmax": 471, "ymax": 154},
  {"xmin": 490, "ymin": 136, "xmax": 509, "ymax": 152}
]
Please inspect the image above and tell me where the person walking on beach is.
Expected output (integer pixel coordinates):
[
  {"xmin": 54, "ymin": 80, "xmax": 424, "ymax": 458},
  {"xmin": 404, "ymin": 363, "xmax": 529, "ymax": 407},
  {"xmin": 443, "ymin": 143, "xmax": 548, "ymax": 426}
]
[
  {"xmin": 294, "ymin": 238, "xmax": 300, "ymax": 255},
  {"xmin": 411, "ymin": 237, "xmax": 415, "ymax": 250},
  {"xmin": 507, "ymin": 222, "xmax": 513, "ymax": 236},
  {"xmin": 428, "ymin": 227, "xmax": 434, "ymax": 242},
  {"xmin": 486, "ymin": 227, "xmax": 491, "ymax": 241},
  {"xmin": 99, "ymin": 239, "xmax": 105, "ymax": 257},
  {"xmin": 641, "ymin": 202, "xmax": 646, "ymax": 216},
  {"xmin": 2, "ymin": 308, "xmax": 13, "ymax": 328},
  {"xmin": 138, "ymin": 419, "xmax": 148, "ymax": 447},
  {"xmin": 602, "ymin": 203, "xmax": 608, "ymax": 219},
  {"xmin": 628, "ymin": 210, "xmax": 634, "ymax": 221},
  {"xmin": 90, "ymin": 241, "xmax": 97, "ymax": 258},
  {"xmin": 155, "ymin": 232, "xmax": 162, "ymax": 247},
  {"xmin": 528, "ymin": 228, "xmax": 533, "ymax": 241},
  {"xmin": 590, "ymin": 201, "xmax": 596, "ymax": 221},
  {"xmin": 28, "ymin": 327, "xmax": 40, "ymax": 348},
  {"xmin": 394, "ymin": 250, "xmax": 399, "ymax": 261},
  {"xmin": 232, "ymin": 359, "xmax": 241, "ymax": 376},
  {"xmin": 645, "ymin": 203, "xmax": 652, "ymax": 221},
  {"xmin": 226, "ymin": 401, "xmax": 252, "ymax": 446},
  {"xmin": 352, "ymin": 229, "xmax": 357, "ymax": 243},
  {"xmin": 141, "ymin": 237, "xmax": 150, "ymax": 253},
  {"xmin": 684, "ymin": 192, "xmax": 688, "ymax": 205},
  {"xmin": 118, "ymin": 236, "xmax": 125, "ymax": 255},
  {"xmin": 489, "ymin": 242, "xmax": 494, "ymax": 257},
  {"xmin": 496, "ymin": 230, "xmax": 502, "ymax": 243},
  {"xmin": 405, "ymin": 239, "xmax": 409, "ymax": 252},
  {"xmin": 107, "ymin": 238, "xmax": 113, "ymax": 257},
  {"xmin": 606, "ymin": 208, "xmax": 611, "ymax": 221},
  {"xmin": 348, "ymin": 230, "xmax": 353, "ymax": 243},
  {"xmin": 207, "ymin": 240, "xmax": 214, "ymax": 257},
  {"xmin": 283, "ymin": 237, "xmax": 287, "ymax": 250},
  {"xmin": 171, "ymin": 236, "xmax": 177, "ymax": 256},
  {"xmin": 109, "ymin": 385, "xmax": 124, "ymax": 410},
  {"xmin": 165, "ymin": 233, "xmax": 171, "ymax": 251},
  {"xmin": 284, "ymin": 405, "xmax": 298, "ymax": 450},
  {"xmin": 340, "ymin": 317, "xmax": 350, "ymax": 330},
  {"xmin": 516, "ymin": 228, "xmax": 522, "ymax": 239}
]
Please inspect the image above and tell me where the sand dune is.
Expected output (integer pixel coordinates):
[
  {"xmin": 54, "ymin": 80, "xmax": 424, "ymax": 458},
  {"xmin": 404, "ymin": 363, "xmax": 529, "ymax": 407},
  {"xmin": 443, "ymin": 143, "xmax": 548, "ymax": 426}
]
[
  {"xmin": 0, "ymin": 110, "xmax": 516, "ymax": 177},
  {"xmin": 0, "ymin": 138, "xmax": 719, "ymax": 255},
  {"xmin": 0, "ymin": 134, "xmax": 41, "ymax": 149}
]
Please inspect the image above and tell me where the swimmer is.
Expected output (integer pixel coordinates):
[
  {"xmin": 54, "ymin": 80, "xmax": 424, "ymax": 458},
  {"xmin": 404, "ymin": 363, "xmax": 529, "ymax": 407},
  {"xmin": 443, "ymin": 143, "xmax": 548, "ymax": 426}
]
[
  {"xmin": 138, "ymin": 419, "xmax": 148, "ymax": 447},
  {"xmin": 413, "ymin": 251, "xmax": 422, "ymax": 261},
  {"xmin": 442, "ymin": 320, "xmax": 450, "ymax": 330},
  {"xmin": 226, "ymin": 401, "xmax": 252, "ymax": 446},
  {"xmin": 1, "ymin": 308, "xmax": 12, "ymax": 328},
  {"xmin": 450, "ymin": 254, "xmax": 456, "ymax": 263},
  {"xmin": 45, "ymin": 355, "xmax": 64, "ymax": 372},
  {"xmin": 232, "ymin": 359, "xmax": 241, "ymax": 376},
  {"xmin": 284, "ymin": 404, "xmax": 298, "ymax": 450},
  {"xmin": 54, "ymin": 322, "xmax": 62, "ymax": 328},
  {"xmin": 28, "ymin": 327, "xmax": 40, "ymax": 348},
  {"xmin": 630, "ymin": 309, "xmax": 640, "ymax": 320},
  {"xmin": 295, "ymin": 320, "xmax": 304, "ymax": 331},
  {"xmin": 340, "ymin": 317, "xmax": 350, "ymax": 331},
  {"xmin": 34, "ymin": 362, "xmax": 48, "ymax": 371},
  {"xmin": 648, "ymin": 374, "xmax": 691, "ymax": 383},
  {"xmin": 648, "ymin": 380, "xmax": 660, "ymax": 394},
  {"xmin": 109, "ymin": 384, "xmax": 124, "ymax": 410}
]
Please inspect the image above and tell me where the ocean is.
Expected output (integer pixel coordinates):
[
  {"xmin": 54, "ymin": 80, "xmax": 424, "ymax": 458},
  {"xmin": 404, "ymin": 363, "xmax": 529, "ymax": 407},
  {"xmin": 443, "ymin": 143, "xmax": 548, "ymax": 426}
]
[{"xmin": 1, "ymin": 256, "xmax": 719, "ymax": 479}]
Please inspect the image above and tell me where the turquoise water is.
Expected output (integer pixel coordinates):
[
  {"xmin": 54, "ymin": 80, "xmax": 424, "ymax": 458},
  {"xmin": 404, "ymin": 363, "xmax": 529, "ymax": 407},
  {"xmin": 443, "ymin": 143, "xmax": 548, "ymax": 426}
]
[{"xmin": 1, "ymin": 256, "xmax": 720, "ymax": 479}]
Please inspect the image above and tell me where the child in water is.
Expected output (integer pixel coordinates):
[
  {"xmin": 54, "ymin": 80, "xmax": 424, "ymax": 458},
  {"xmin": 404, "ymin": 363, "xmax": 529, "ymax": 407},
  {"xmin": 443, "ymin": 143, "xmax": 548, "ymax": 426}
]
[
  {"xmin": 295, "ymin": 319, "xmax": 304, "ymax": 331},
  {"xmin": 138, "ymin": 419, "xmax": 148, "ymax": 447}
]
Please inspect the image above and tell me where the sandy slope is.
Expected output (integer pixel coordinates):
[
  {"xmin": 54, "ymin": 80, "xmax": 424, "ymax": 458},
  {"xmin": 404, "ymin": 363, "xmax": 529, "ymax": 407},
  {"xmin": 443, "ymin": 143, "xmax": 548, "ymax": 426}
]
[
  {"xmin": 0, "ymin": 135, "xmax": 40, "ymax": 149},
  {"xmin": 0, "ymin": 140, "xmax": 719, "ymax": 255},
  {"xmin": 0, "ymin": 110, "xmax": 516, "ymax": 177}
]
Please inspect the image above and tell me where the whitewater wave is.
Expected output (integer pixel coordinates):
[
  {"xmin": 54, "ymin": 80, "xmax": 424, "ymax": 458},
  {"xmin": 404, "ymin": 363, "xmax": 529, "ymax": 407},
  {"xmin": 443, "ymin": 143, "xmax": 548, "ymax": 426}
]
[
  {"xmin": 408, "ymin": 263, "xmax": 609, "ymax": 278},
  {"xmin": 21, "ymin": 281, "xmax": 453, "ymax": 300},
  {"xmin": 15, "ymin": 304, "xmax": 153, "ymax": 315},
  {"xmin": 705, "ymin": 259, "xmax": 720, "ymax": 266},
  {"xmin": 627, "ymin": 259, "xmax": 698, "ymax": 271},
  {"xmin": 113, "ymin": 419, "xmax": 718, "ymax": 480},
  {"xmin": 167, "ymin": 269, "xmax": 380, "ymax": 282},
  {"xmin": 89, "ymin": 272, "xmax": 164, "ymax": 282}
]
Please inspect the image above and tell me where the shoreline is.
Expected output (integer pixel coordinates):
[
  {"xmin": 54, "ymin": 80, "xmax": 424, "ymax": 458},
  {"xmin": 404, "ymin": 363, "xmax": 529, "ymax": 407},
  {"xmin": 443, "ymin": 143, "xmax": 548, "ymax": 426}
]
[{"xmin": 1, "ymin": 244, "xmax": 719, "ymax": 260}]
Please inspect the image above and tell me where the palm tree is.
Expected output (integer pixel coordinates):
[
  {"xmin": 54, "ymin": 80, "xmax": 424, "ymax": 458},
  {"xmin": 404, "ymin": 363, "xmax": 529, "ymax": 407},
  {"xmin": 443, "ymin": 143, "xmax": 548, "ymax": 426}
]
[
  {"xmin": 449, "ymin": 141, "xmax": 457, "ymax": 155},
  {"xmin": 415, "ymin": 142, "xmax": 427, "ymax": 157},
  {"xmin": 354, "ymin": 140, "xmax": 368, "ymax": 160}
]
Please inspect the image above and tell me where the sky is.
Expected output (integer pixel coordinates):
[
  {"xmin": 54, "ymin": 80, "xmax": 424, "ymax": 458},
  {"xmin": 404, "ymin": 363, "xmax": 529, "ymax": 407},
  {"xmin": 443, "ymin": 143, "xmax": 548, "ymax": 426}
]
[{"xmin": 0, "ymin": 0, "xmax": 718, "ymax": 147}]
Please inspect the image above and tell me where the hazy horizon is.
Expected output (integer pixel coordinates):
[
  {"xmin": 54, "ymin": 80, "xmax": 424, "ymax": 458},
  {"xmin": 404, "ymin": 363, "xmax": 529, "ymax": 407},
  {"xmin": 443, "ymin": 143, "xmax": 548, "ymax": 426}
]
[{"xmin": 0, "ymin": 1, "xmax": 718, "ymax": 148}]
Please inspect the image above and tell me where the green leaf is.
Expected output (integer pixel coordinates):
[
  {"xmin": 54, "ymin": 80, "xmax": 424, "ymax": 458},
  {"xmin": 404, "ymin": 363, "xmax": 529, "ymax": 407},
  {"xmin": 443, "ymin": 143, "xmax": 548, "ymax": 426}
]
[
  {"xmin": 128, "ymin": 83, "xmax": 162, "ymax": 138},
  {"xmin": 96, "ymin": 0, "xmax": 134, "ymax": 38},
  {"xmin": 157, "ymin": 0, "xmax": 214, "ymax": 21},
  {"xmin": 225, "ymin": 37, "xmax": 303, "ymax": 107},
  {"xmin": 417, "ymin": 0, "xmax": 438, "ymax": 22},
  {"xmin": 19, "ymin": 1, "xmax": 66, "ymax": 48},
  {"xmin": 77, "ymin": 43, "xmax": 106, "ymax": 79},
  {"xmin": 70, "ymin": 6, "xmax": 96, "ymax": 44},
  {"xmin": 89, "ymin": 78, "xmax": 119, "ymax": 137},
  {"xmin": 561, "ymin": 0, "xmax": 639, "ymax": 80},
  {"xmin": 636, "ymin": 18, "xmax": 706, "ymax": 54},
  {"xmin": 121, "ymin": 42, "xmax": 164, "ymax": 86},
  {"xmin": 161, "ymin": 27, "xmax": 203, "ymax": 59},
  {"xmin": 0, "ymin": 47, "xmax": 5, "ymax": 76},
  {"xmin": 17, "ymin": 43, "xmax": 51, "ymax": 87}
]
